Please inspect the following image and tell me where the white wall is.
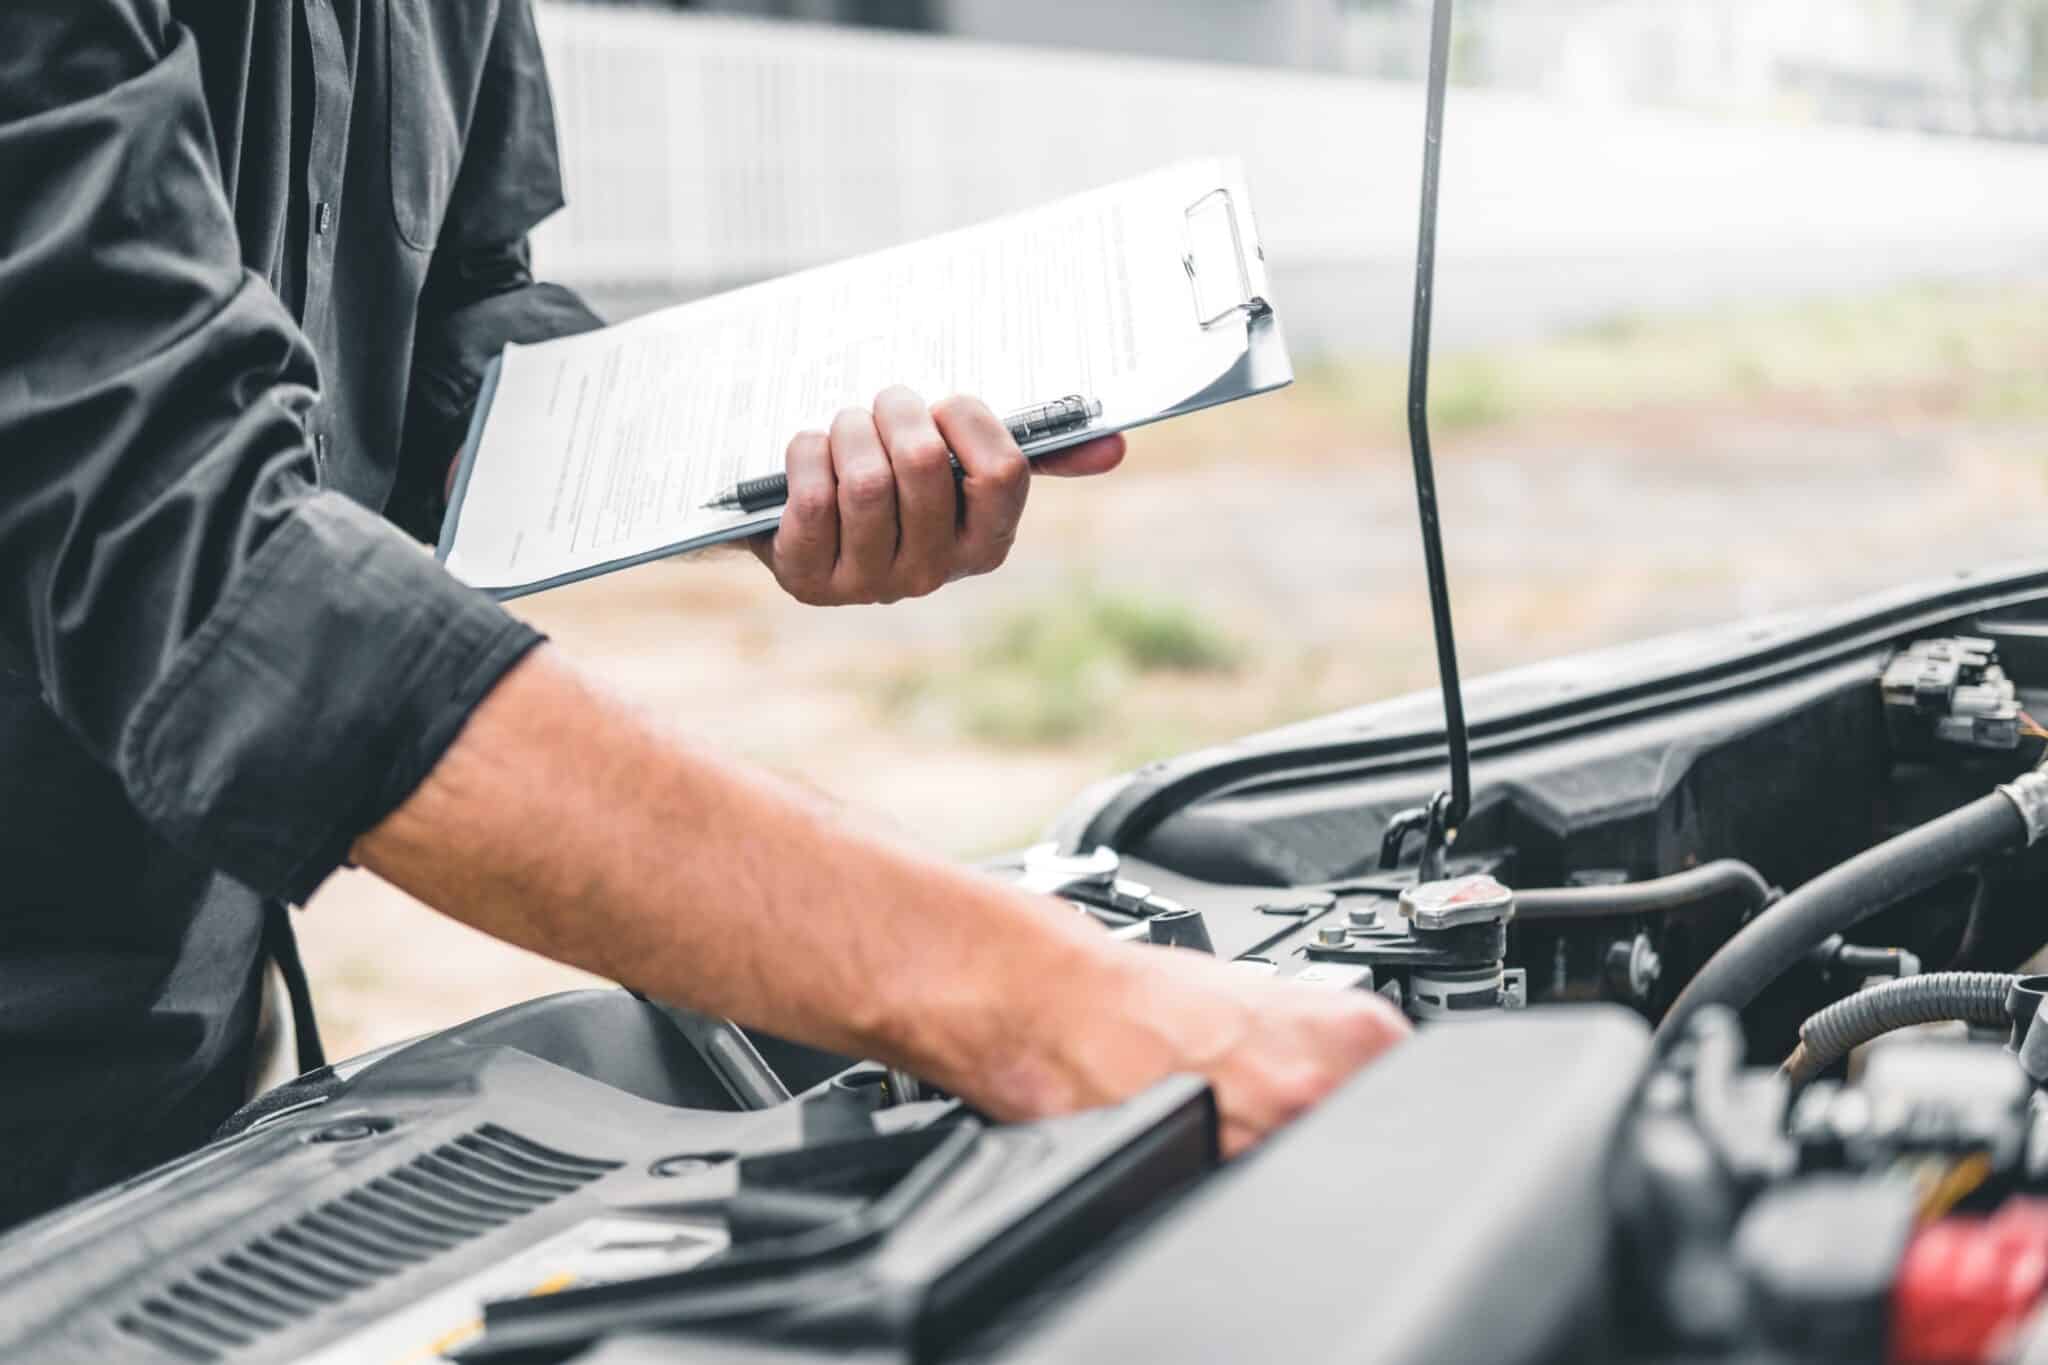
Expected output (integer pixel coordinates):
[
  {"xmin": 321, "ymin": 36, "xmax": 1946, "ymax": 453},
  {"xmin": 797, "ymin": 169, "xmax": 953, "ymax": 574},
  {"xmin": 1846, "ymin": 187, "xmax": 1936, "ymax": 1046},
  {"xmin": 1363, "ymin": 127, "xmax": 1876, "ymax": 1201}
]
[{"xmin": 532, "ymin": 4, "xmax": 2048, "ymax": 351}]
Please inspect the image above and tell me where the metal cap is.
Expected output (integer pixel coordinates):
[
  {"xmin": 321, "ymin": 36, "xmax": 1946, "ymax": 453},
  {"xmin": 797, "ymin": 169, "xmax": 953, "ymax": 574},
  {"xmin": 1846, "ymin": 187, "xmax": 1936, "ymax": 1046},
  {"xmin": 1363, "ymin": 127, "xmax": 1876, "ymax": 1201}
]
[
  {"xmin": 1999, "ymin": 771, "xmax": 2048, "ymax": 847},
  {"xmin": 1399, "ymin": 873, "xmax": 1516, "ymax": 931}
]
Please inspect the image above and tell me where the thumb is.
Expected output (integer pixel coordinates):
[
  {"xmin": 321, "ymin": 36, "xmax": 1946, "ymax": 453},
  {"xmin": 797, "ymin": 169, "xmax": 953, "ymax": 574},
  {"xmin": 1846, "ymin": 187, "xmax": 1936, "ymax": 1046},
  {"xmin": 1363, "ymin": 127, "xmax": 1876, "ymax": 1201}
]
[{"xmin": 1032, "ymin": 433, "xmax": 1127, "ymax": 478}]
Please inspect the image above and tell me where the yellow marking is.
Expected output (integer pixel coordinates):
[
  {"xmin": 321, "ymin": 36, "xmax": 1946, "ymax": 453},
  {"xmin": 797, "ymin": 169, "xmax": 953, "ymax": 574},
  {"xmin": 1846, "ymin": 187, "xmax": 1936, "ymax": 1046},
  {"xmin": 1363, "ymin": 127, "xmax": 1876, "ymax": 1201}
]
[
  {"xmin": 1919, "ymin": 1152, "xmax": 1994, "ymax": 1223},
  {"xmin": 388, "ymin": 1272, "xmax": 584, "ymax": 1363},
  {"xmin": 527, "ymin": 1272, "xmax": 580, "ymax": 1297}
]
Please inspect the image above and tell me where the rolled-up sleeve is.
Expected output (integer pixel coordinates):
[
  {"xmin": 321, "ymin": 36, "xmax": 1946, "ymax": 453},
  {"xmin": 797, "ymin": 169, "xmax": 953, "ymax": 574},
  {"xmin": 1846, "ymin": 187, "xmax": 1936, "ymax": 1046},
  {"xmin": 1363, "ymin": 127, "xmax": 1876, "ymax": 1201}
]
[
  {"xmin": 0, "ymin": 2, "xmax": 540, "ymax": 902},
  {"xmin": 387, "ymin": 0, "xmax": 604, "ymax": 544}
]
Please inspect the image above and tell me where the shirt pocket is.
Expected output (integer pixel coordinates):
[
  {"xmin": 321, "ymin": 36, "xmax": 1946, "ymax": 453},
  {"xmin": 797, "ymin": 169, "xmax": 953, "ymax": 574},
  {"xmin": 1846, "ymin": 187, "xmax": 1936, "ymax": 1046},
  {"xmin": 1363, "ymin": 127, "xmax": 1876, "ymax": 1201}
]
[{"xmin": 385, "ymin": 0, "xmax": 468, "ymax": 252}]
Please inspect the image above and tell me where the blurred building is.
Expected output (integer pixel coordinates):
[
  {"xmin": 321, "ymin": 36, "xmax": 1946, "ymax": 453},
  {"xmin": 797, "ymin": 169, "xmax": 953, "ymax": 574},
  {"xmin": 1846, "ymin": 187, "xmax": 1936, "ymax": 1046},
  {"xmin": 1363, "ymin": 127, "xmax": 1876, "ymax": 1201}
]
[
  {"xmin": 1451, "ymin": 0, "xmax": 2048, "ymax": 141},
  {"xmin": 598, "ymin": 0, "xmax": 2048, "ymax": 139},
  {"xmin": 531, "ymin": 1, "xmax": 2048, "ymax": 355},
  {"xmin": 605, "ymin": 0, "xmax": 1346, "ymax": 68}
]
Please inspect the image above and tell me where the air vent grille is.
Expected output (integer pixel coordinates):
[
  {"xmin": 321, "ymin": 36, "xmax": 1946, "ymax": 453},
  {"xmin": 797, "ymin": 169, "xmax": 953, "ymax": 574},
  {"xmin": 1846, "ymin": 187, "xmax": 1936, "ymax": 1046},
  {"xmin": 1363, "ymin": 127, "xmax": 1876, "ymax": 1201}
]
[{"xmin": 115, "ymin": 1124, "xmax": 617, "ymax": 1362}]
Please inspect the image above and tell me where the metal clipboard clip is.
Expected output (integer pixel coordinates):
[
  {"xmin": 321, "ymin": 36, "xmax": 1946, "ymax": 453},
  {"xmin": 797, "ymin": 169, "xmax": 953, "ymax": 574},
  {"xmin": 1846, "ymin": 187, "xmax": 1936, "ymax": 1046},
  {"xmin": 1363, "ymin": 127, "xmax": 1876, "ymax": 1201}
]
[{"xmin": 1183, "ymin": 187, "xmax": 1274, "ymax": 331}]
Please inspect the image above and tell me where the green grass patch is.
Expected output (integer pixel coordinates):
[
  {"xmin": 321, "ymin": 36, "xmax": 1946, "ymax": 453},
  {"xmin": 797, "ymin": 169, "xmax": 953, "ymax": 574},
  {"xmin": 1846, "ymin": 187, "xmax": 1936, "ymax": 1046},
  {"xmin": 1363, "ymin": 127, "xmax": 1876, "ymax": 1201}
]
[
  {"xmin": 1081, "ymin": 593, "xmax": 1240, "ymax": 673},
  {"xmin": 1430, "ymin": 357, "xmax": 1512, "ymax": 430},
  {"xmin": 881, "ymin": 582, "xmax": 1241, "ymax": 748}
]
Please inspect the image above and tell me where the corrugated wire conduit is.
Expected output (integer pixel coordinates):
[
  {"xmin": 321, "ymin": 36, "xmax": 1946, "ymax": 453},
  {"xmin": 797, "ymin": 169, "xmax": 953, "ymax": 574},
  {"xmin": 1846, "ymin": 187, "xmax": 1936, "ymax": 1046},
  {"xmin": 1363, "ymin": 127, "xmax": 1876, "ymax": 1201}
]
[{"xmin": 1782, "ymin": 971, "xmax": 2017, "ymax": 1084}]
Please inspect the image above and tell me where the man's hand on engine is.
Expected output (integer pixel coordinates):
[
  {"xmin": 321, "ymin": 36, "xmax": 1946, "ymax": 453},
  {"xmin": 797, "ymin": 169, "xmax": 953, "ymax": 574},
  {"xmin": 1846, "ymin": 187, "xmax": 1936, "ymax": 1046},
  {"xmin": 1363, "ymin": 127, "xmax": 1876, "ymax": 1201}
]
[
  {"xmin": 752, "ymin": 386, "xmax": 1126, "ymax": 606},
  {"xmin": 943, "ymin": 936, "xmax": 1413, "ymax": 1160}
]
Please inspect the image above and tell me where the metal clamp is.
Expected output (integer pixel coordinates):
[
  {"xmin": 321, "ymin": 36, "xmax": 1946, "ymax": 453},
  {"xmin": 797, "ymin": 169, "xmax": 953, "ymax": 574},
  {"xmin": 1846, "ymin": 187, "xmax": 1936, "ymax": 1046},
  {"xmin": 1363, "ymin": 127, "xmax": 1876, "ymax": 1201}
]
[
  {"xmin": 1183, "ymin": 187, "xmax": 1272, "ymax": 331},
  {"xmin": 1999, "ymin": 770, "xmax": 2048, "ymax": 846},
  {"xmin": 1015, "ymin": 843, "xmax": 1121, "ymax": 897}
]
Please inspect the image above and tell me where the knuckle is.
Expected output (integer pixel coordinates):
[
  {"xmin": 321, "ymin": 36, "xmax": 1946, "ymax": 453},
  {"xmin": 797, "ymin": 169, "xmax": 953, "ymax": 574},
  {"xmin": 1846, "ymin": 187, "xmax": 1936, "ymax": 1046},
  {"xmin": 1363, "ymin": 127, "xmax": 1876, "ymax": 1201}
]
[
  {"xmin": 786, "ymin": 482, "xmax": 836, "ymax": 521},
  {"xmin": 831, "ymin": 565, "xmax": 875, "ymax": 601},
  {"xmin": 990, "ymin": 455, "xmax": 1028, "ymax": 495},
  {"xmin": 1364, "ymin": 999, "xmax": 1414, "ymax": 1046},
  {"xmin": 841, "ymin": 465, "xmax": 896, "ymax": 509},
  {"xmin": 941, "ymin": 393, "xmax": 992, "ymax": 422},
  {"xmin": 1269, "ymin": 1062, "xmax": 1332, "ymax": 1116},
  {"xmin": 898, "ymin": 432, "xmax": 951, "ymax": 473},
  {"xmin": 976, "ymin": 521, "xmax": 1019, "ymax": 569},
  {"xmin": 963, "ymin": 534, "xmax": 1012, "ymax": 576},
  {"xmin": 779, "ymin": 572, "xmax": 829, "ymax": 607},
  {"xmin": 935, "ymin": 394, "xmax": 1000, "ymax": 444}
]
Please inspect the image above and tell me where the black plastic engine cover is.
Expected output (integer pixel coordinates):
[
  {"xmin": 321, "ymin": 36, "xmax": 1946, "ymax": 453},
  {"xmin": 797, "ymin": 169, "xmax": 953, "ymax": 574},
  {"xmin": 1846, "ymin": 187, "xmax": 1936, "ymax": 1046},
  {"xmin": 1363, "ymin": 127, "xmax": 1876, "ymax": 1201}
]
[
  {"xmin": 984, "ymin": 1007, "xmax": 1652, "ymax": 1365},
  {"xmin": 0, "ymin": 991, "xmax": 1215, "ymax": 1365}
]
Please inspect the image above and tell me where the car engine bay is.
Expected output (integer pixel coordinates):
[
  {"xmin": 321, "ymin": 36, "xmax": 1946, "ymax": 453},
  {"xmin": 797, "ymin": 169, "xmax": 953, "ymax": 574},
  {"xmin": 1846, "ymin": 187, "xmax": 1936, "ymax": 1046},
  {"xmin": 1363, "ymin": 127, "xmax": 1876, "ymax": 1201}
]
[{"xmin": 11, "ymin": 575, "xmax": 2048, "ymax": 1363}]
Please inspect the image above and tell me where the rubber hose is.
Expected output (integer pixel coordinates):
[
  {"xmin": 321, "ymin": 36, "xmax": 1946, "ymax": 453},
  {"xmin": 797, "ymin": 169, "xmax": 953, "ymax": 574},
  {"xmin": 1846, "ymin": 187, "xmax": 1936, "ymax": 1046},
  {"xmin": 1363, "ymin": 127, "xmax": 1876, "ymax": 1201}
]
[
  {"xmin": 1782, "ymin": 971, "xmax": 2016, "ymax": 1085},
  {"xmin": 1654, "ymin": 791, "xmax": 2030, "ymax": 1051},
  {"xmin": 1514, "ymin": 860, "xmax": 1773, "ymax": 922}
]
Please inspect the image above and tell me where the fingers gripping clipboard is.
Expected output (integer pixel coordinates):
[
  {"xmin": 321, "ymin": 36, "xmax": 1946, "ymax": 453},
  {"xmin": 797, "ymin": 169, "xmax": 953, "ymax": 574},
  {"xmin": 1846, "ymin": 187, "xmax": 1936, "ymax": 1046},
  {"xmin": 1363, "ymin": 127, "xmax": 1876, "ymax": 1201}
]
[{"xmin": 436, "ymin": 159, "xmax": 1294, "ymax": 599}]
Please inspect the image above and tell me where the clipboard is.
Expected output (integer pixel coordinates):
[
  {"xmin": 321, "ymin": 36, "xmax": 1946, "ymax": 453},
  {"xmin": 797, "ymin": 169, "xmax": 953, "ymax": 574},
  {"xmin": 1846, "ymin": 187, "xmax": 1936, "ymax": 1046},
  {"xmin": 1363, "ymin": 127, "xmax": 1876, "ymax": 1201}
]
[{"xmin": 436, "ymin": 160, "xmax": 1293, "ymax": 600}]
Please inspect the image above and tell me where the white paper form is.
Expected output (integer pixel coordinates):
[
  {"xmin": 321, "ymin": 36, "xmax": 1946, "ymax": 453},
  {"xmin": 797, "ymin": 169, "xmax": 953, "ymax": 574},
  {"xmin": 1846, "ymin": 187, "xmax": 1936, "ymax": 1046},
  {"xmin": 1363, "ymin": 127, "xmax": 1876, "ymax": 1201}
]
[{"xmin": 441, "ymin": 158, "xmax": 1283, "ymax": 595}]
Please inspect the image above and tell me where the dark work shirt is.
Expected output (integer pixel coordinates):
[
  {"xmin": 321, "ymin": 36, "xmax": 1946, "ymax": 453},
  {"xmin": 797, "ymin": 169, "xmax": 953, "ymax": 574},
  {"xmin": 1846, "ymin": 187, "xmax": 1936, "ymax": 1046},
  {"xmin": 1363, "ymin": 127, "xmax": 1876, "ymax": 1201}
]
[{"xmin": 0, "ymin": 0, "xmax": 603, "ymax": 1228}]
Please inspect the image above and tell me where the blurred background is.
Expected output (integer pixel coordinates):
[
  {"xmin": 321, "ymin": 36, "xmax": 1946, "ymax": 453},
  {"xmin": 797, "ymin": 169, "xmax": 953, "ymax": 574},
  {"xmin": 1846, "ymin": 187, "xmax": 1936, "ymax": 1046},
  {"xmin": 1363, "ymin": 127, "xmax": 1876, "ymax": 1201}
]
[{"xmin": 303, "ymin": 0, "xmax": 2048, "ymax": 1057}]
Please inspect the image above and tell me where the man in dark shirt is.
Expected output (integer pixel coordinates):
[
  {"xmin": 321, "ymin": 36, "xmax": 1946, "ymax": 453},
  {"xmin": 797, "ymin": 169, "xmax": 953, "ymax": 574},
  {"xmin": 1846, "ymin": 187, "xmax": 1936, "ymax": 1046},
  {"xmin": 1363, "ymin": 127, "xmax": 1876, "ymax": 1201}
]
[{"xmin": 0, "ymin": 0, "xmax": 1406, "ymax": 1232}]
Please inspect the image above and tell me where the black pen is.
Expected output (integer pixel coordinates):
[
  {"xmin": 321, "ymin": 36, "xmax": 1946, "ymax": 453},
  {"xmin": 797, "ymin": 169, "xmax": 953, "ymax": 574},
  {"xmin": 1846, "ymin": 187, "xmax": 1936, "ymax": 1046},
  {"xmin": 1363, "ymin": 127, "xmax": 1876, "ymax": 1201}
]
[{"xmin": 702, "ymin": 394, "xmax": 1103, "ymax": 515}]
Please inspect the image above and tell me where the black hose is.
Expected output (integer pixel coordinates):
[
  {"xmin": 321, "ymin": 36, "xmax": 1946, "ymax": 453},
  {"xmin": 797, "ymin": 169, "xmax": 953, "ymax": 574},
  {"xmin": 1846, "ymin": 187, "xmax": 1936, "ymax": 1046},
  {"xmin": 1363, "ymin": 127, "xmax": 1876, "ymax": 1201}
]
[
  {"xmin": 1655, "ymin": 790, "xmax": 2031, "ymax": 1050},
  {"xmin": 1782, "ymin": 971, "xmax": 2015, "ymax": 1084},
  {"xmin": 1515, "ymin": 860, "xmax": 1773, "ymax": 922}
]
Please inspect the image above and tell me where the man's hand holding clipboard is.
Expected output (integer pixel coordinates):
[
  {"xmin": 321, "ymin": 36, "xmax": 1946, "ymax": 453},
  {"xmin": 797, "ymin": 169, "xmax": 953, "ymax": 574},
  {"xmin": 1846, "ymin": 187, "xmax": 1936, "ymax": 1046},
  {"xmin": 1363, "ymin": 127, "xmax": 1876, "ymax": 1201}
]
[{"xmin": 743, "ymin": 388, "xmax": 1125, "ymax": 608}]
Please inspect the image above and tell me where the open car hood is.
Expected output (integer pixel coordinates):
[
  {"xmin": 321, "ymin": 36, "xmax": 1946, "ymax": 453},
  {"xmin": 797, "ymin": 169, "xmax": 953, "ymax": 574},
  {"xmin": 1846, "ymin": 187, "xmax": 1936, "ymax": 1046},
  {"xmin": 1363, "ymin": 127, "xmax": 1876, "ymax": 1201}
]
[{"xmin": 1053, "ymin": 557, "xmax": 2048, "ymax": 875}]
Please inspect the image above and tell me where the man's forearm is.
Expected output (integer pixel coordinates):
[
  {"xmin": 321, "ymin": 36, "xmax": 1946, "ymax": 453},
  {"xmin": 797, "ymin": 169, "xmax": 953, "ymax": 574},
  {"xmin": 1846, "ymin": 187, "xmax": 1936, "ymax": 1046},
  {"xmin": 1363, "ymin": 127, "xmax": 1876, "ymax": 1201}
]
[
  {"xmin": 355, "ymin": 645, "xmax": 1409, "ymax": 1151},
  {"xmin": 350, "ymin": 645, "xmax": 1124, "ymax": 1105}
]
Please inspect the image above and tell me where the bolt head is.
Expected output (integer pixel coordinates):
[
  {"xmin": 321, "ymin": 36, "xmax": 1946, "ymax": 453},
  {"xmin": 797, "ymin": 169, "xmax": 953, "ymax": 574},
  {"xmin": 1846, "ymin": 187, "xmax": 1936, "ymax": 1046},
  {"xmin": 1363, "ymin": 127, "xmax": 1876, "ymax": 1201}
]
[
  {"xmin": 309, "ymin": 1117, "xmax": 392, "ymax": 1144},
  {"xmin": 651, "ymin": 1150, "xmax": 736, "ymax": 1179}
]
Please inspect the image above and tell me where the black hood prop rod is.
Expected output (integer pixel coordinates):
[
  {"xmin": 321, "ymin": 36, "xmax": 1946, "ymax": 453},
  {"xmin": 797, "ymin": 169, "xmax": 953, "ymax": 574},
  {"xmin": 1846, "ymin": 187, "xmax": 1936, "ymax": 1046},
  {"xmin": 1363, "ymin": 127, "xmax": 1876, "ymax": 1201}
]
[{"xmin": 1382, "ymin": 0, "xmax": 1472, "ymax": 884}]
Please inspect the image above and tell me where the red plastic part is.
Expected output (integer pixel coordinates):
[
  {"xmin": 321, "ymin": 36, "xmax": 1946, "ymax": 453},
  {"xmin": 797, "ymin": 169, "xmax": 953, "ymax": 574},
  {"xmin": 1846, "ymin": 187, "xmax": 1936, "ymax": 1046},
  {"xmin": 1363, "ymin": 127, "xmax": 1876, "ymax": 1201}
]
[{"xmin": 1891, "ymin": 1198, "xmax": 2048, "ymax": 1365}]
